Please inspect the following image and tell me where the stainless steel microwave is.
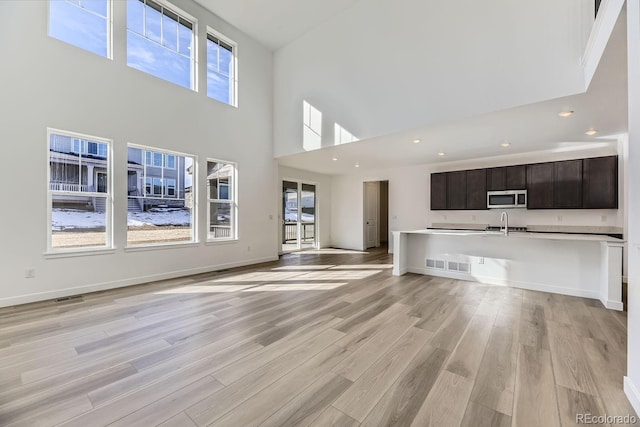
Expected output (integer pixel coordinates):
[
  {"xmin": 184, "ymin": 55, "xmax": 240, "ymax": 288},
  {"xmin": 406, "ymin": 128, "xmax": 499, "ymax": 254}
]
[{"xmin": 487, "ymin": 190, "xmax": 527, "ymax": 209}]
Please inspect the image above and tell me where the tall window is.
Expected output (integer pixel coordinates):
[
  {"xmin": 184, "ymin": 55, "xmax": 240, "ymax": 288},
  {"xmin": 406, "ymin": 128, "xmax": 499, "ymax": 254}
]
[
  {"xmin": 127, "ymin": 145, "xmax": 195, "ymax": 246},
  {"xmin": 48, "ymin": 130, "xmax": 112, "ymax": 251},
  {"xmin": 127, "ymin": 0, "xmax": 196, "ymax": 90},
  {"xmin": 49, "ymin": 0, "xmax": 111, "ymax": 58},
  {"xmin": 207, "ymin": 31, "xmax": 236, "ymax": 106},
  {"xmin": 207, "ymin": 160, "xmax": 236, "ymax": 241}
]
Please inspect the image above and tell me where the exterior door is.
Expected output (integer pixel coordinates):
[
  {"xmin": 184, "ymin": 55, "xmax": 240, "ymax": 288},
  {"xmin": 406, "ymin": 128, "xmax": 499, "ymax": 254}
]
[
  {"xmin": 282, "ymin": 180, "xmax": 317, "ymax": 252},
  {"xmin": 97, "ymin": 172, "xmax": 108, "ymax": 193},
  {"xmin": 364, "ymin": 181, "xmax": 379, "ymax": 249}
]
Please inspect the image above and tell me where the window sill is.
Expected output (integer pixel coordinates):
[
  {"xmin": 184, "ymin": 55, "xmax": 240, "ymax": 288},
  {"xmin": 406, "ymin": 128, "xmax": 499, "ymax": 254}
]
[
  {"xmin": 125, "ymin": 241, "xmax": 200, "ymax": 252},
  {"xmin": 205, "ymin": 238, "xmax": 239, "ymax": 246},
  {"xmin": 44, "ymin": 248, "xmax": 116, "ymax": 259}
]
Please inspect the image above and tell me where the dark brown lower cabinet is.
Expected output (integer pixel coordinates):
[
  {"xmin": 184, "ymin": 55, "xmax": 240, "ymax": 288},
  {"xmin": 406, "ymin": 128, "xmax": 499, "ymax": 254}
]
[{"xmin": 526, "ymin": 163, "xmax": 554, "ymax": 209}]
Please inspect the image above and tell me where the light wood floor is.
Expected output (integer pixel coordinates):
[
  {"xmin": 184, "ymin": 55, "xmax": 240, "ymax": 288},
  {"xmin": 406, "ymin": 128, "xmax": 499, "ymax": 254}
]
[{"xmin": 0, "ymin": 247, "xmax": 636, "ymax": 426}]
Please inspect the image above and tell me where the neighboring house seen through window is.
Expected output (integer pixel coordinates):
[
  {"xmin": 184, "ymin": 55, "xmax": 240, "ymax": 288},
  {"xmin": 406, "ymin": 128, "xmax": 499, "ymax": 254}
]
[
  {"xmin": 49, "ymin": 0, "xmax": 111, "ymax": 58},
  {"xmin": 207, "ymin": 159, "xmax": 236, "ymax": 240},
  {"xmin": 127, "ymin": 0, "xmax": 195, "ymax": 90},
  {"xmin": 48, "ymin": 130, "xmax": 112, "ymax": 252},
  {"xmin": 127, "ymin": 145, "xmax": 195, "ymax": 246},
  {"xmin": 207, "ymin": 31, "xmax": 236, "ymax": 106}
]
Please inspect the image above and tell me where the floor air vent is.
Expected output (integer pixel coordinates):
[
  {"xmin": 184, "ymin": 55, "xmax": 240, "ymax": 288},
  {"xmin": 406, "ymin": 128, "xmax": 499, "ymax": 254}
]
[
  {"xmin": 426, "ymin": 259, "xmax": 446, "ymax": 270},
  {"xmin": 55, "ymin": 295, "xmax": 83, "ymax": 303}
]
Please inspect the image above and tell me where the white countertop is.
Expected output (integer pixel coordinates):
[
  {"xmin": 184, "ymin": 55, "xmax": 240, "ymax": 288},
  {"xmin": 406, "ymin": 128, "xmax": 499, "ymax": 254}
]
[{"xmin": 396, "ymin": 229, "xmax": 625, "ymax": 244}]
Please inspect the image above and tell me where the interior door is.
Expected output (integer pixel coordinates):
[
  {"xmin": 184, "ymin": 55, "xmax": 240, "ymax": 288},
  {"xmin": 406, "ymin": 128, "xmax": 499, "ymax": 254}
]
[{"xmin": 364, "ymin": 182, "xmax": 379, "ymax": 249}]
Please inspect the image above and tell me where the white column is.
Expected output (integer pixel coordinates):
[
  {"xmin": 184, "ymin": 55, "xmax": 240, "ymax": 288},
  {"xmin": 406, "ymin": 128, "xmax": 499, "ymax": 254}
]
[
  {"xmin": 625, "ymin": 0, "xmax": 640, "ymax": 415},
  {"xmin": 86, "ymin": 165, "xmax": 94, "ymax": 190},
  {"xmin": 600, "ymin": 241, "xmax": 624, "ymax": 310},
  {"xmin": 392, "ymin": 231, "xmax": 407, "ymax": 276}
]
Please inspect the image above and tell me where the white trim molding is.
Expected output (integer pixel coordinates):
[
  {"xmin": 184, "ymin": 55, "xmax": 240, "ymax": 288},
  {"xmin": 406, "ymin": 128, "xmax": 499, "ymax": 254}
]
[{"xmin": 624, "ymin": 377, "xmax": 640, "ymax": 417}]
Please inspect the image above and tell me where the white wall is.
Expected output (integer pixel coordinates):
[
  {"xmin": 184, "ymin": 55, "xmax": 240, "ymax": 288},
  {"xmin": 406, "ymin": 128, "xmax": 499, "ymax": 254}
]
[
  {"xmin": 330, "ymin": 147, "xmax": 625, "ymax": 253},
  {"xmin": 278, "ymin": 166, "xmax": 332, "ymax": 250},
  {"xmin": 274, "ymin": 0, "xmax": 594, "ymax": 157},
  {"xmin": 0, "ymin": 1, "xmax": 276, "ymax": 307},
  {"xmin": 625, "ymin": 0, "xmax": 640, "ymax": 415}
]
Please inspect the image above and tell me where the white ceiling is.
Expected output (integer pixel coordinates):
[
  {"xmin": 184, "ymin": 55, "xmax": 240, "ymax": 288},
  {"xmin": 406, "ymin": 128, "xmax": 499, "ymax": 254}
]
[
  {"xmin": 276, "ymin": 13, "xmax": 628, "ymax": 175},
  {"xmin": 193, "ymin": 0, "xmax": 362, "ymax": 50}
]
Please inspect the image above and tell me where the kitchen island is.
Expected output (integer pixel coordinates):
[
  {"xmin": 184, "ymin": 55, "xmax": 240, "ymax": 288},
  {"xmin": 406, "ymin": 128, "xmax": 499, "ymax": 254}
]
[{"xmin": 392, "ymin": 229, "xmax": 624, "ymax": 310}]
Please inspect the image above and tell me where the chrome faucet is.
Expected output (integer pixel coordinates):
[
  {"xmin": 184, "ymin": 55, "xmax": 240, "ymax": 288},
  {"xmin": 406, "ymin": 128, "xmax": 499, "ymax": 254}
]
[{"xmin": 500, "ymin": 211, "xmax": 509, "ymax": 236}]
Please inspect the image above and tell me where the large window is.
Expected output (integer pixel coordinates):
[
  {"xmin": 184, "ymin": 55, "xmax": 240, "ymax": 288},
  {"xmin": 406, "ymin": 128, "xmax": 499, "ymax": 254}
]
[
  {"xmin": 49, "ymin": 0, "xmax": 111, "ymax": 58},
  {"xmin": 126, "ymin": 0, "xmax": 196, "ymax": 90},
  {"xmin": 127, "ymin": 145, "xmax": 195, "ymax": 246},
  {"xmin": 207, "ymin": 31, "xmax": 236, "ymax": 106},
  {"xmin": 48, "ymin": 130, "xmax": 112, "ymax": 251},
  {"xmin": 207, "ymin": 160, "xmax": 236, "ymax": 241}
]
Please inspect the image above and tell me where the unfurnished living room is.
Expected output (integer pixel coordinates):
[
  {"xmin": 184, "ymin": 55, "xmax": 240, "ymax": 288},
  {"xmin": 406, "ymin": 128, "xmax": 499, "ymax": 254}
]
[{"xmin": 1, "ymin": 0, "xmax": 639, "ymax": 426}]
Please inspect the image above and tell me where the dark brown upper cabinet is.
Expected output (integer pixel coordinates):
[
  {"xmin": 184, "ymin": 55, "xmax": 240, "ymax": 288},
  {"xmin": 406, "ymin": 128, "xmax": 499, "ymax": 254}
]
[
  {"xmin": 554, "ymin": 159, "xmax": 583, "ymax": 209},
  {"xmin": 506, "ymin": 165, "xmax": 526, "ymax": 189},
  {"xmin": 466, "ymin": 169, "xmax": 487, "ymax": 210},
  {"xmin": 526, "ymin": 163, "xmax": 554, "ymax": 209},
  {"xmin": 487, "ymin": 165, "xmax": 526, "ymax": 190},
  {"xmin": 430, "ymin": 173, "xmax": 447, "ymax": 210},
  {"xmin": 446, "ymin": 171, "xmax": 467, "ymax": 210},
  {"xmin": 583, "ymin": 156, "xmax": 618, "ymax": 209}
]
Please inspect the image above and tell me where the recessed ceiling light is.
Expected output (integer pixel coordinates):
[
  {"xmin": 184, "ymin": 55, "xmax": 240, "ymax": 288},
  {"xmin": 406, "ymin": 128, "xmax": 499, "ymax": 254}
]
[
  {"xmin": 501, "ymin": 141, "xmax": 511, "ymax": 147},
  {"xmin": 585, "ymin": 129, "xmax": 598, "ymax": 136},
  {"xmin": 437, "ymin": 151, "xmax": 445, "ymax": 156},
  {"xmin": 332, "ymin": 157, "xmax": 338, "ymax": 161},
  {"xmin": 355, "ymin": 163, "xmax": 360, "ymax": 168},
  {"xmin": 412, "ymin": 139, "xmax": 421, "ymax": 144},
  {"xmin": 558, "ymin": 110, "xmax": 574, "ymax": 117}
]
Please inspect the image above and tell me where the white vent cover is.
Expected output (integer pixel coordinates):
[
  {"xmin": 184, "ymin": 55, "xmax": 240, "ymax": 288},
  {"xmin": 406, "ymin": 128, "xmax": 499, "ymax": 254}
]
[
  {"xmin": 426, "ymin": 258, "xmax": 446, "ymax": 270},
  {"xmin": 447, "ymin": 261, "xmax": 470, "ymax": 274}
]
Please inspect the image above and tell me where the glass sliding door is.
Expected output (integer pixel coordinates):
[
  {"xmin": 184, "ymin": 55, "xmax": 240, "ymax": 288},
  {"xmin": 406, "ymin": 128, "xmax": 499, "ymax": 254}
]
[{"xmin": 282, "ymin": 180, "xmax": 317, "ymax": 252}]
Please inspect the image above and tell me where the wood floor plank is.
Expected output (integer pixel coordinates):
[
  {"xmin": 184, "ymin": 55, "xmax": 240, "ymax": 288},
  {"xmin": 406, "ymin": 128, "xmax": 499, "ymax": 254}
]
[
  {"xmin": 428, "ymin": 302, "xmax": 476, "ymax": 351},
  {"xmin": 334, "ymin": 303, "xmax": 411, "ymax": 351},
  {"xmin": 512, "ymin": 345, "xmax": 560, "ymax": 427},
  {"xmin": 4, "ymin": 395, "xmax": 93, "ymax": 427},
  {"xmin": 460, "ymin": 401, "xmax": 511, "ymax": 427},
  {"xmin": 563, "ymin": 296, "xmax": 608, "ymax": 342},
  {"xmin": 555, "ymin": 385, "xmax": 610, "ymax": 427},
  {"xmin": 409, "ymin": 370, "xmax": 474, "ymax": 427},
  {"xmin": 445, "ymin": 314, "xmax": 494, "ymax": 380},
  {"xmin": 156, "ymin": 412, "xmax": 198, "ymax": 427},
  {"xmin": 518, "ymin": 301, "xmax": 549, "ymax": 350},
  {"xmin": 547, "ymin": 320, "xmax": 599, "ymax": 396},
  {"xmin": 360, "ymin": 344, "xmax": 450, "ymax": 426},
  {"xmin": 332, "ymin": 327, "xmax": 431, "ymax": 422},
  {"xmin": 259, "ymin": 372, "xmax": 352, "ymax": 427},
  {"xmin": 469, "ymin": 325, "xmax": 518, "ymax": 416},
  {"xmin": 308, "ymin": 406, "xmax": 360, "ymax": 427}
]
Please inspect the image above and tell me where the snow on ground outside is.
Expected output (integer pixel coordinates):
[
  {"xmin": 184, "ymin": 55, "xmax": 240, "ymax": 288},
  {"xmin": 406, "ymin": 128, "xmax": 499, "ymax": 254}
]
[{"xmin": 52, "ymin": 208, "xmax": 192, "ymax": 230}]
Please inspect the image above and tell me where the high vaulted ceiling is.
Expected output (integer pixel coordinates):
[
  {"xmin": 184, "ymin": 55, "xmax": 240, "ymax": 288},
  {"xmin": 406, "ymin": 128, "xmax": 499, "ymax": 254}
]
[{"xmin": 193, "ymin": 0, "xmax": 362, "ymax": 50}]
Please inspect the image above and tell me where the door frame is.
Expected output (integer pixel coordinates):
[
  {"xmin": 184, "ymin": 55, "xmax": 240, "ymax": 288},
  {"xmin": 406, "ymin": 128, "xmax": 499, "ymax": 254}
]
[
  {"xmin": 280, "ymin": 178, "xmax": 319, "ymax": 254},
  {"xmin": 363, "ymin": 181, "xmax": 381, "ymax": 250}
]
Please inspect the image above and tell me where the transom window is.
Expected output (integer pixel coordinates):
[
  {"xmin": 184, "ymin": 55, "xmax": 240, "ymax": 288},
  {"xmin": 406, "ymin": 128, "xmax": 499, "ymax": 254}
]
[
  {"xmin": 207, "ymin": 31, "xmax": 236, "ymax": 106},
  {"xmin": 48, "ymin": 130, "xmax": 112, "ymax": 252},
  {"xmin": 49, "ymin": 0, "xmax": 111, "ymax": 58},
  {"xmin": 207, "ymin": 160, "xmax": 236, "ymax": 240},
  {"xmin": 127, "ymin": 0, "xmax": 196, "ymax": 90},
  {"xmin": 127, "ymin": 145, "xmax": 195, "ymax": 246}
]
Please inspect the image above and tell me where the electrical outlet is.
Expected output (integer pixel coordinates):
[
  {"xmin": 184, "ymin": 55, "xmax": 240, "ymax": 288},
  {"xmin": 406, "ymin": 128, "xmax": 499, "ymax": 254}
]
[
  {"xmin": 25, "ymin": 269, "xmax": 35, "ymax": 279},
  {"xmin": 478, "ymin": 257, "xmax": 484, "ymax": 265},
  {"xmin": 471, "ymin": 215, "xmax": 476, "ymax": 221},
  {"xmin": 392, "ymin": 215, "xmax": 397, "ymax": 220},
  {"xmin": 601, "ymin": 215, "xmax": 607, "ymax": 222},
  {"xmin": 557, "ymin": 215, "xmax": 563, "ymax": 222},
  {"xmin": 443, "ymin": 215, "xmax": 447, "ymax": 221},
  {"xmin": 247, "ymin": 245, "xmax": 251, "ymax": 252},
  {"xmin": 269, "ymin": 214, "xmax": 273, "ymax": 220}
]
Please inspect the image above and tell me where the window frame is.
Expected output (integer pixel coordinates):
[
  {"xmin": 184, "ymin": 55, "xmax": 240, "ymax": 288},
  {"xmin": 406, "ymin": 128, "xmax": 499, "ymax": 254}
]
[
  {"xmin": 48, "ymin": 0, "xmax": 113, "ymax": 59},
  {"xmin": 47, "ymin": 128, "xmax": 113, "ymax": 254},
  {"xmin": 206, "ymin": 27, "xmax": 238, "ymax": 107},
  {"xmin": 126, "ymin": 0, "xmax": 198, "ymax": 91},
  {"xmin": 127, "ymin": 143, "xmax": 197, "ymax": 248},
  {"xmin": 207, "ymin": 158, "xmax": 237, "ymax": 242}
]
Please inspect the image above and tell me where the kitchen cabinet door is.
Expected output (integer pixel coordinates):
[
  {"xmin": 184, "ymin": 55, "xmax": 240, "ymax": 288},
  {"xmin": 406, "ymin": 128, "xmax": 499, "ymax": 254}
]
[
  {"xmin": 446, "ymin": 171, "xmax": 467, "ymax": 210},
  {"xmin": 583, "ymin": 156, "xmax": 618, "ymax": 208},
  {"xmin": 554, "ymin": 159, "xmax": 583, "ymax": 208},
  {"xmin": 527, "ymin": 163, "xmax": 554, "ymax": 209},
  {"xmin": 506, "ymin": 165, "xmax": 526, "ymax": 189},
  {"xmin": 487, "ymin": 167, "xmax": 506, "ymax": 191},
  {"xmin": 466, "ymin": 169, "xmax": 487, "ymax": 210},
  {"xmin": 430, "ymin": 173, "xmax": 447, "ymax": 210}
]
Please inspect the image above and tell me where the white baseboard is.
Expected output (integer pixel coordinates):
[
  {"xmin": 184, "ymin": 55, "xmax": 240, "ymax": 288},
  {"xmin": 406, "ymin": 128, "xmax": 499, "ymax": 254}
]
[
  {"xmin": 604, "ymin": 299, "xmax": 624, "ymax": 311},
  {"xmin": 0, "ymin": 255, "xmax": 279, "ymax": 309},
  {"xmin": 624, "ymin": 377, "xmax": 640, "ymax": 417},
  {"xmin": 407, "ymin": 266, "xmax": 601, "ymax": 300}
]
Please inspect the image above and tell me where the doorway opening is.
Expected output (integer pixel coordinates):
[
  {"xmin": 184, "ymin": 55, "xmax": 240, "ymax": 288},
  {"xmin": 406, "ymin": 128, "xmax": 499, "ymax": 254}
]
[
  {"xmin": 282, "ymin": 180, "xmax": 317, "ymax": 253},
  {"xmin": 363, "ymin": 180, "xmax": 389, "ymax": 250}
]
